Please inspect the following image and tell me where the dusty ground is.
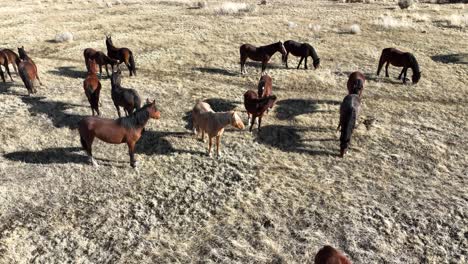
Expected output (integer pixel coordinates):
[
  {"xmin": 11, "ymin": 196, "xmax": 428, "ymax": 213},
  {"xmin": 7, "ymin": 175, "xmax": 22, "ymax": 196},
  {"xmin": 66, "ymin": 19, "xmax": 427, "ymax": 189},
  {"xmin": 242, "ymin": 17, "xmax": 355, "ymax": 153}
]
[{"xmin": 0, "ymin": 0, "xmax": 467, "ymax": 263}]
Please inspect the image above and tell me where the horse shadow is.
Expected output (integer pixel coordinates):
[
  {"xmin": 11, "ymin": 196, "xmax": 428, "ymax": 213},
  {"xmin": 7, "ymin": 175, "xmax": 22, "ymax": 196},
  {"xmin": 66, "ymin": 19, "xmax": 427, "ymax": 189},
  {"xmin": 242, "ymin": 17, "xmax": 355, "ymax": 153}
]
[
  {"xmin": 245, "ymin": 61, "xmax": 285, "ymax": 70},
  {"xmin": 365, "ymin": 75, "xmax": 404, "ymax": 84},
  {"xmin": 275, "ymin": 99, "xmax": 338, "ymax": 120},
  {"xmin": 21, "ymin": 96, "xmax": 85, "ymax": 129},
  {"xmin": 203, "ymin": 98, "xmax": 240, "ymax": 112},
  {"xmin": 48, "ymin": 66, "xmax": 87, "ymax": 79},
  {"xmin": 136, "ymin": 130, "xmax": 205, "ymax": 155},
  {"xmin": 4, "ymin": 147, "xmax": 87, "ymax": 164},
  {"xmin": 0, "ymin": 82, "xmax": 21, "ymax": 95},
  {"xmin": 256, "ymin": 125, "xmax": 338, "ymax": 156},
  {"xmin": 431, "ymin": 54, "xmax": 468, "ymax": 65},
  {"xmin": 193, "ymin": 67, "xmax": 237, "ymax": 77}
]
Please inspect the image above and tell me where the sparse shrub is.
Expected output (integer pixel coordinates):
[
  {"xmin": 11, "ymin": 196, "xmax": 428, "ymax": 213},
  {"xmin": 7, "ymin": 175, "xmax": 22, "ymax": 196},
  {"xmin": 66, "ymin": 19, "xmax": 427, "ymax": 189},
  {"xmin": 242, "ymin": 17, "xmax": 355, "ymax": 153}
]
[
  {"xmin": 376, "ymin": 15, "xmax": 413, "ymax": 30},
  {"xmin": 54, "ymin": 32, "xmax": 74, "ymax": 43},
  {"xmin": 444, "ymin": 14, "xmax": 468, "ymax": 27},
  {"xmin": 106, "ymin": 1, "xmax": 113, "ymax": 8},
  {"xmin": 349, "ymin": 24, "xmax": 361, "ymax": 34},
  {"xmin": 288, "ymin": 21, "xmax": 298, "ymax": 28},
  {"xmin": 398, "ymin": 0, "xmax": 414, "ymax": 9},
  {"xmin": 411, "ymin": 13, "xmax": 430, "ymax": 22},
  {"xmin": 215, "ymin": 2, "xmax": 256, "ymax": 15},
  {"xmin": 260, "ymin": 0, "xmax": 267, "ymax": 4},
  {"xmin": 309, "ymin": 24, "xmax": 322, "ymax": 33},
  {"xmin": 196, "ymin": 1, "xmax": 207, "ymax": 8}
]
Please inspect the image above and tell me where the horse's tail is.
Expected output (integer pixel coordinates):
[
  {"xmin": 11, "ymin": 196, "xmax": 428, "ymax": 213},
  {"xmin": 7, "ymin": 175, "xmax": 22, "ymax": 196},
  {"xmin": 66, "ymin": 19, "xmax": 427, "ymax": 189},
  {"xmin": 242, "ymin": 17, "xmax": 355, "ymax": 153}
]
[
  {"xmin": 18, "ymin": 65, "xmax": 34, "ymax": 94},
  {"xmin": 129, "ymin": 51, "xmax": 136, "ymax": 76},
  {"xmin": 376, "ymin": 49, "xmax": 387, "ymax": 76}
]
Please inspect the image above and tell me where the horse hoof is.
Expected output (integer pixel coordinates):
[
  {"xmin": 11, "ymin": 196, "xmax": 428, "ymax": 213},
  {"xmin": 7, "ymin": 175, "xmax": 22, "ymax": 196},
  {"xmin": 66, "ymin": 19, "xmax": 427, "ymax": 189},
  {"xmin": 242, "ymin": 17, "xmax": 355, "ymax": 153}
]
[{"xmin": 91, "ymin": 158, "xmax": 99, "ymax": 167}]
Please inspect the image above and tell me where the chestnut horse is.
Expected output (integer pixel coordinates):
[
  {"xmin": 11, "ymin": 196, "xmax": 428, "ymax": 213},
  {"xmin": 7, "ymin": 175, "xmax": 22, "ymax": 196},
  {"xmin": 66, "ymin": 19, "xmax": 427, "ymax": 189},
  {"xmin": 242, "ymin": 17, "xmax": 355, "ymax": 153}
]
[
  {"xmin": 79, "ymin": 100, "xmax": 160, "ymax": 168},
  {"xmin": 257, "ymin": 73, "xmax": 272, "ymax": 98},
  {"xmin": 0, "ymin": 51, "xmax": 13, "ymax": 82},
  {"xmin": 314, "ymin": 246, "xmax": 352, "ymax": 264},
  {"xmin": 83, "ymin": 59, "xmax": 101, "ymax": 116},
  {"xmin": 83, "ymin": 48, "xmax": 119, "ymax": 77},
  {"xmin": 105, "ymin": 35, "xmax": 136, "ymax": 76},
  {"xmin": 192, "ymin": 101, "xmax": 245, "ymax": 157},
  {"xmin": 337, "ymin": 94, "xmax": 360, "ymax": 157},
  {"xmin": 347, "ymin": 71, "xmax": 365, "ymax": 97},
  {"xmin": 243, "ymin": 90, "xmax": 277, "ymax": 132},
  {"xmin": 284, "ymin": 40, "xmax": 320, "ymax": 70},
  {"xmin": 110, "ymin": 68, "xmax": 141, "ymax": 117},
  {"xmin": 240, "ymin": 41, "xmax": 286, "ymax": 74},
  {"xmin": 0, "ymin": 48, "xmax": 20, "ymax": 74},
  {"xmin": 377, "ymin": 48, "xmax": 421, "ymax": 84}
]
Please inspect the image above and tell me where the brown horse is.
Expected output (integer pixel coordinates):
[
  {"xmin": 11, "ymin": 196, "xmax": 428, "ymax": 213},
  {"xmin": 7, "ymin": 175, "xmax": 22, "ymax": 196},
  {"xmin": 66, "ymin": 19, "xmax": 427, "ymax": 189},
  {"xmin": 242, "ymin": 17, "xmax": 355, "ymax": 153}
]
[
  {"xmin": 83, "ymin": 48, "xmax": 119, "ymax": 77},
  {"xmin": 347, "ymin": 71, "xmax": 365, "ymax": 97},
  {"xmin": 337, "ymin": 94, "xmax": 360, "ymax": 157},
  {"xmin": 79, "ymin": 100, "xmax": 160, "ymax": 168},
  {"xmin": 243, "ymin": 90, "xmax": 277, "ymax": 132},
  {"xmin": 0, "ymin": 48, "xmax": 20, "ymax": 74},
  {"xmin": 314, "ymin": 246, "xmax": 352, "ymax": 264},
  {"xmin": 0, "ymin": 51, "xmax": 14, "ymax": 82},
  {"xmin": 377, "ymin": 48, "xmax": 421, "ymax": 84},
  {"xmin": 105, "ymin": 35, "xmax": 136, "ymax": 76},
  {"xmin": 83, "ymin": 59, "xmax": 101, "ymax": 116},
  {"xmin": 240, "ymin": 41, "xmax": 287, "ymax": 74},
  {"xmin": 110, "ymin": 68, "xmax": 141, "ymax": 117},
  {"xmin": 192, "ymin": 101, "xmax": 245, "ymax": 157},
  {"xmin": 257, "ymin": 73, "xmax": 272, "ymax": 98},
  {"xmin": 284, "ymin": 40, "xmax": 320, "ymax": 69}
]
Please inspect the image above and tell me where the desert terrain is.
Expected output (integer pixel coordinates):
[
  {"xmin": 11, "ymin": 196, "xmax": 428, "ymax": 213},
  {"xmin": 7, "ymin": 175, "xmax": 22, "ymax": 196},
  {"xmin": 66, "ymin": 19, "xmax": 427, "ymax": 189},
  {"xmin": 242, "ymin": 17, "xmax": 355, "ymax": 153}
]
[{"xmin": 0, "ymin": 0, "xmax": 467, "ymax": 263}]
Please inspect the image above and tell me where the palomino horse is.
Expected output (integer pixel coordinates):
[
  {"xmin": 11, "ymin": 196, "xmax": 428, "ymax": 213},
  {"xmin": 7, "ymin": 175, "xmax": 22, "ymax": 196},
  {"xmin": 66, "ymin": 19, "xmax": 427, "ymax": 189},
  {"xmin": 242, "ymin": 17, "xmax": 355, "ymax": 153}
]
[
  {"xmin": 79, "ymin": 100, "xmax": 160, "ymax": 168},
  {"xmin": 337, "ymin": 94, "xmax": 360, "ymax": 157},
  {"xmin": 314, "ymin": 246, "xmax": 352, "ymax": 264},
  {"xmin": 192, "ymin": 101, "xmax": 245, "ymax": 157},
  {"xmin": 377, "ymin": 48, "xmax": 421, "ymax": 84},
  {"xmin": 284, "ymin": 40, "xmax": 320, "ymax": 70},
  {"xmin": 83, "ymin": 59, "xmax": 101, "ymax": 116},
  {"xmin": 105, "ymin": 35, "xmax": 136, "ymax": 76},
  {"xmin": 110, "ymin": 68, "xmax": 141, "ymax": 117},
  {"xmin": 0, "ymin": 51, "xmax": 13, "ymax": 82},
  {"xmin": 243, "ymin": 90, "xmax": 277, "ymax": 132},
  {"xmin": 0, "ymin": 48, "xmax": 20, "ymax": 74},
  {"xmin": 83, "ymin": 48, "xmax": 119, "ymax": 77},
  {"xmin": 347, "ymin": 71, "xmax": 365, "ymax": 97},
  {"xmin": 257, "ymin": 73, "xmax": 272, "ymax": 98},
  {"xmin": 240, "ymin": 41, "xmax": 287, "ymax": 74}
]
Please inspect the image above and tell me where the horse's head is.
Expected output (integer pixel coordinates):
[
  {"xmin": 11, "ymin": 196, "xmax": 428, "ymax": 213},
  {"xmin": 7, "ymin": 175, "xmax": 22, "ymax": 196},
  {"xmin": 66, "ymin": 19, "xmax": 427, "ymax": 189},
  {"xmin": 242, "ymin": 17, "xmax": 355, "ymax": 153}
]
[
  {"xmin": 278, "ymin": 41, "xmax": 287, "ymax": 63},
  {"xmin": 230, "ymin": 111, "xmax": 245, "ymax": 130},
  {"xmin": 111, "ymin": 68, "xmax": 122, "ymax": 87},
  {"xmin": 17, "ymin": 46, "xmax": 27, "ymax": 59},
  {"xmin": 313, "ymin": 58, "xmax": 321, "ymax": 69},
  {"xmin": 106, "ymin": 35, "xmax": 113, "ymax": 46},
  {"xmin": 412, "ymin": 71, "xmax": 421, "ymax": 84},
  {"xmin": 146, "ymin": 99, "xmax": 161, "ymax": 119}
]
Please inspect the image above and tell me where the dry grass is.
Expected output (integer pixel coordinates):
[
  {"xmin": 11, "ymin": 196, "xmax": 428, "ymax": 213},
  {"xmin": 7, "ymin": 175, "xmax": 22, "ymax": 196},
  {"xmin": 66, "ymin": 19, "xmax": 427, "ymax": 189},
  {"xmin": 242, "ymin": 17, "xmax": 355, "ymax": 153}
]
[
  {"xmin": 214, "ymin": 2, "xmax": 256, "ymax": 15},
  {"xmin": 375, "ymin": 15, "xmax": 414, "ymax": 30},
  {"xmin": 0, "ymin": 0, "xmax": 467, "ymax": 263}
]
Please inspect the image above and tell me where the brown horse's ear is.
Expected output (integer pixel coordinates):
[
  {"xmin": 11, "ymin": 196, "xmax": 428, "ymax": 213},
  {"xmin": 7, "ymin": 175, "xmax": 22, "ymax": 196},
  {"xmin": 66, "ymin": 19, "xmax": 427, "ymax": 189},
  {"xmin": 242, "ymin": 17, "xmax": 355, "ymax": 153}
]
[{"xmin": 146, "ymin": 98, "xmax": 151, "ymax": 104}]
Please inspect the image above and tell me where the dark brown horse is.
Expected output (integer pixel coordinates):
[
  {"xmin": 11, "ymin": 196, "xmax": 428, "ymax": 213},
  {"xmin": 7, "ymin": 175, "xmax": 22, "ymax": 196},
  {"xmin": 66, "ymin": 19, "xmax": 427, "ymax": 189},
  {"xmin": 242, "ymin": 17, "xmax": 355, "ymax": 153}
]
[
  {"xmin": 18, "ymin": 46, "xmax": 42, "ymax": 85},
  {"xmin": 79, "ymin": 100, "xmax": 160, "ymax": 168},
  {"xmin": 377, "ymin": 48, "xmax": 421, "ymax": 84},
  {"xmin": 338, "ymin": 94, "xmax": 360, "ymax": 157},
  {"xmin": 347, "ymin": 71, "xmax": 365, "ymax": 97},
  {"xmin": 284, "ymin": 40, "xmax": 320, "ymax": 69},
  {"xmin": 244, "ymin": 90, "xmax": 277, "ymax": 132},
  {"xmin": 83, "ymin": 59, "xmax": 101, "ymax": 116},
  {"xmin": 0, "ymin": 51, "xmax": 14, "ymax": 82},
  {"xmin": 0, "ymin": 48, "xmax": 20, "ymax": 74},
  {"xmin": 257, "ymin": 73, "xmax": 272, "ymax": 98},
  {"xmin": 240, "ymin": 41, "xmax": 287, "ymax": 74},
  {"xmin": 111, "ymin": 68, "xmax": 141, "ymax": 117},
  {"xmin": 83, "ymin": 48, "xmax": 119, "ymax": 77},
  {"xmin": 105, "ymin": 35, "xmax": 136, "ymax": 76},
  {"xmin": 314, "ymin": 246, "xmax": 352, "ymax": 264}
]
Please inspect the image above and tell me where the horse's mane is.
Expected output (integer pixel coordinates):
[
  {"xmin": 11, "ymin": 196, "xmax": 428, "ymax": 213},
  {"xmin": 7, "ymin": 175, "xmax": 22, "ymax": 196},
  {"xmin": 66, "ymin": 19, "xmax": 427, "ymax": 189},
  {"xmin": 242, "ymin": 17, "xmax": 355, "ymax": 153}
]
[
  {"xmin": 304, "ymin": 43, "xmax": 319, "ymax": 62},
  {"xmin": 118, "ymin": 103, "xmax": 151, "ymax": 129},
  {"xmin": 407, "ymin": 53, "xmax": 419, "ymax": 73}
]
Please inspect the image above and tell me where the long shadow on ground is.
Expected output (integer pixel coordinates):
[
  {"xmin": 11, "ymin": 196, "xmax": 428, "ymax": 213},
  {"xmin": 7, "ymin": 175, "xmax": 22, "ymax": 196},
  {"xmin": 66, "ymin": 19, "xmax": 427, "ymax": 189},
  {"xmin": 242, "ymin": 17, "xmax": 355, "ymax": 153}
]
[
  {"xmin": 431, "ymin": 53, "xmax": 468, "ymax": 65},
  {"xmin": 192, "ymin": 67, "xmax": 237, "ymax": 77},
  {"xmin": 136, "ymin": 130, "xmax": 205, "ymax": 155},
  {"xmin": 4, "ymin": 147, "xmax": 87, "ymax": 164},
  {"xmin": 257, "ymin": 125, "xmax": 338, "ymax": 156},
  {"xmin": 48, "ymin": 66, "xmax": 87, "ymax": 79},
  {"xmin": 275, "ymin": 99, "xmax": 339, "ymax": 120},
  {"xmin": 21, "ymin": 96, "xmax": 85, "ymax": 129}
]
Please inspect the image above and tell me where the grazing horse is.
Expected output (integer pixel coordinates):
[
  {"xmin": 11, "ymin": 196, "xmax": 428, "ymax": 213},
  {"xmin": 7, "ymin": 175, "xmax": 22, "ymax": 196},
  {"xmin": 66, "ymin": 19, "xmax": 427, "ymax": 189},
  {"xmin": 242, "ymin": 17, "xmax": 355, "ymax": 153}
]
[
  {"xmin": 243, "ymin": 90, "xmax": 277, "ymax": 132},
  {"xmin": 240, "ymin": 41, "xmax": 287, "ymax": 74},
  {"xmin": 0, "ymin": 48, "xmax": 20, "ymax": 74},
  {"xmin": 377, "ymin": 48, "xmax": 421, "ymax": 84},
  {"xmin": 83, "ymin": 48, "xmax": 119, "ymax": 77},
  {"xmin": 347, "ymin": 71, "xmax": 365, "ymax": 97},
  {"xmin": 0, "ymin": 51, "xmax": 13, "ymax": 82},
  {"xmin": 18, "ymin": 46, "xmax": 42, "ymax": 85},
  {"xmin": 284, "ymin": 40, "xmax": 320, "ymax": 70},
  {"xmin": 257, "ymin": 73, "xmax": 272, "ymax": 98},
  {"xmin": 83, "ymin": 59, "xmax": 101, "ymax": 116},
  {"xmin": 105, "ymin": 35, "xmax": 136, "ymax": 76},
  {"xmin": 110, "ymin": 69, "xmax": 141, "ymax": 117},
  {"xmin": 79, "ymin": 100, "xmax": 160, "ymax": 168},
  {"xmin": 337, "ymin": 94, "xmax": 360, "ymax": 157},
  {"xmin": 314, "ymin": 246, "xmax": 352, "ymax": 264},
  {"xmin": 191, "ymin": 101, "xmax": 245, "ymax": 157}
]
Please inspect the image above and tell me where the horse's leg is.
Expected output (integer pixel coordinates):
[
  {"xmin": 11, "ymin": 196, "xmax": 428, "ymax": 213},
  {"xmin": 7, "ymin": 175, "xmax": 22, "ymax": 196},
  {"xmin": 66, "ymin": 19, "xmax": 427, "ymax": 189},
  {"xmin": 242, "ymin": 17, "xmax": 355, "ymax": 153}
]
[
  {"xmin": 81, "ymin": 134, "xmax": 97, "ymax": 166},
  {"xmin": 99, "ymin": 65, "xmax": 103, "ymax": 77},
  {"xmin": 125, "ymin": 62, "xmax": 132, "ymax": 77},
  {"xmin": 115, "ymin": 104, "xmax": 122, "ymax": 117},
  {"xmin": 208, "ymin": 136, "xmax": 212, "ymax": 157},
  {"xmin": 105, "ymin": 64, "xmax": 110, "ymax": 77},
  {"xmin": 216, "ymin": 135, "xmax": 221, "ymax": 158},
  {"xmin": 403, "ymin": 68, "xmax": 408, "ymax": 84},
  {"xmin": 249, "ymin": 116, "xmax": 256, "ymax": 132},
  {"xmin": 397, "ymin": 67, "xmax": 405, "ymax": 80},
  {"xmin": 304, "ymin": 56, "xmax": 308, "ymax": 70},
  {"xmin": 247, "ymin": 113, "xmax": 251, "ymax": 126},
  {"xmin": 285, "ymin": 52, "xmax": 289, "ymax": 68},
  {"xmin": 0, "ymin": 67, "xmax": 5, "ymax": 83},
  {"xmin": 127, "ymin": 141, "xmax": 137, "ymax": 168},
  {"xmin": 240, "ymin": 56, "xmax": 247, "ymax": 74},
  {"xmin": 385, "ymin": 62, "xmax": 390, "ymax": 77},
  {"xmin": 258, "ymin": 116, "xmax": 263, "ymax": 131},
  {"xmin": 5, "ymin": 64, "xmax": 13, "ymax": 82},
  {"xmin": 35, "ymin": 72, "xmax": 43, "ymax": 86},
  {"xmin": 297, "ymin": 57, "xmax": 304, "ymax": 70},
  {"xmin": 261, "ymin": 59, "xmax": 267, "ymax": 74}
]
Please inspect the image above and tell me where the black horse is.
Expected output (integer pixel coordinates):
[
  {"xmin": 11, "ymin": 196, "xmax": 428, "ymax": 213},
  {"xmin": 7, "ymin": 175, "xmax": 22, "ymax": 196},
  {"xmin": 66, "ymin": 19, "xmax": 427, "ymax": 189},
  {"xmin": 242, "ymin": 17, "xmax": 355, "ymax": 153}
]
[
  {"xmin": 377, "ymin": 48, "xmax": 421, "ymax": 84},
  {"xmin": 283, "ymin": 40, "xmax": 320, "ymax": 70},
  {"xmin": 110, "ymin": 69, "xmax": 141, "ymax": 117},
  {"xmin": 239, "ymin": 41, "xmax": 287, "ymax": 74}
]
